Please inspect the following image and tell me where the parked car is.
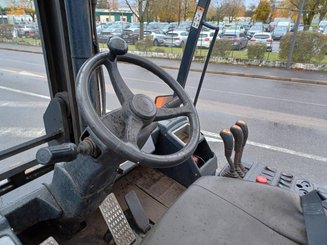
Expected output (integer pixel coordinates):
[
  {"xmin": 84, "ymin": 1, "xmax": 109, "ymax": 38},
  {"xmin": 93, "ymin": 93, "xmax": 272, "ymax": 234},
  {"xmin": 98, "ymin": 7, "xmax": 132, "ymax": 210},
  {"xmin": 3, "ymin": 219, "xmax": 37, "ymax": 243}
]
[
  {"xmin": 160, "ymin": 23, "xmax": 178, "ymax": 33},
  {"xmin": 323, "ymin": 26, "xmax": 327, "ymax": 35},
  {"xmin": 16, "ymin": 24, "xmax": 35, "ymax": 37},
  {"xmin": 163, "ymin": 30, "xmax": 188, "ymax": 47},
  {"xmin": 221, "ymin": 30, "xmax": 248, "ymax": 50},
  {"xmin": 120, "ymin": 29, "xmax": 139, "ymax": 45},
  {"xmin": 318, "ymin": 20, "xmax": 327, "ymax": 32},
  {"xmin": 225, "ymin": 23, "xmax": 245, "ymax": 34},
  {"xmin": 248, "ymin": 23, "xmax": 264, "ymax": 37},
  {"xmin": 249, "ymin": 32, "xmax": 273, "ymax": 52},
  {"xmin": 98, "ymin": 27, "xmax": 122, "ymax": 43},
  {"xmin": 144, "ymin": 30, "xmax": 166, "ymax": 46},
  {"xmin": 272, "ymin": 26, "xmax": 288, "ymax": 40},
  {"xmin": 196, "ymin": 31, "xmax": 218, "ymax": 49}
]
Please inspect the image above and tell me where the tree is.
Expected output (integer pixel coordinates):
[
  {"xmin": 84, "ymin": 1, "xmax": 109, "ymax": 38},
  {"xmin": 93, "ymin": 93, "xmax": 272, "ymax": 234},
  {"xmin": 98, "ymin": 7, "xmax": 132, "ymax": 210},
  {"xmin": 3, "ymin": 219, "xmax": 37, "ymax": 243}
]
[
  {"xmin": 245, "ymin": 4, "xmax": 256, "ymax": 18},
  {"xmin": 97, "ymin": 0, "xmax": 109, "ymax": 9},
  {"xmin": 317, "ymin": 0, "xmax": 327, "ymax": 22},
  {"xmin": 220, "ymin": 0, "xmax": 246, "ymax": 23},
  {"xmin": 7, "ymin": 0, "xmax": 36, "ymax": 22},
  {"xmin": 283, "ymin": 0, "xmax": 327, "ymax": 29},
  {"xmin": 125, "ymin": 0, "xmax": 152, "ymax": 39},
  {"xmin": 253, "ymin": 0, "xmax": 271, "ymax": 22}
]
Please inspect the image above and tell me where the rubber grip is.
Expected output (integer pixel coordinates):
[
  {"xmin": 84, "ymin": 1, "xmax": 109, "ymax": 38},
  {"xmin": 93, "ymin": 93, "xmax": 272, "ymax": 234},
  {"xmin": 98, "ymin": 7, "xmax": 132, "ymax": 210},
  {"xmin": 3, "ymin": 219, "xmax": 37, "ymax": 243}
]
[
  {"xmin": 230, "ymin": 125, "xmax": 243, "ymax": 153},
  {"xmin": 236, "ymin": 120, "xmax": 248, "ymax": 147},
  {"xmin": 219, "ymin": 129, "xmax": 234, "ymax": 158},
  {"xmin": 36, "ymin": 143, "xmax": 78, "ymax": 165}
]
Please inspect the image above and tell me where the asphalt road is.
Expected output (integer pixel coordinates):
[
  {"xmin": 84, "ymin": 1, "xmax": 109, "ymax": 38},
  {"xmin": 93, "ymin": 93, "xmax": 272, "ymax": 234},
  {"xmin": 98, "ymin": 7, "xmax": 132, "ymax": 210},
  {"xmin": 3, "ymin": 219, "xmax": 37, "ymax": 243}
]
[{"xmin": 0, "ymin": 49, "xmax": 327, "ymax": 186}]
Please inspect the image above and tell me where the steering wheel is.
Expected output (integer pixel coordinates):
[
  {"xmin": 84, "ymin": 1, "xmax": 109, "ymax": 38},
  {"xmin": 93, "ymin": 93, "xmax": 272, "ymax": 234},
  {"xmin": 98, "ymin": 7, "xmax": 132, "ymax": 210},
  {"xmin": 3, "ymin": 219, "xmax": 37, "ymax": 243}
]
[{"xmin": 76, "ymin": 37, "xmax": 200, "ymax": 168}]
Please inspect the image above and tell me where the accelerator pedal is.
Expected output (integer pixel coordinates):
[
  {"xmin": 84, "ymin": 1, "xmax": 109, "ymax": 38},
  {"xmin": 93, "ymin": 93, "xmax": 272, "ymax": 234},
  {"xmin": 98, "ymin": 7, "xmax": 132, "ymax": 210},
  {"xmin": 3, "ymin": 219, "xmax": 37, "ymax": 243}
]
[
  {"xmin": 99, "ymin": 193, "xmax": 136, "ymax": 245},
  {"xmin": 39, "ymin": 237, "xmax": 59, "ymax": 245}
]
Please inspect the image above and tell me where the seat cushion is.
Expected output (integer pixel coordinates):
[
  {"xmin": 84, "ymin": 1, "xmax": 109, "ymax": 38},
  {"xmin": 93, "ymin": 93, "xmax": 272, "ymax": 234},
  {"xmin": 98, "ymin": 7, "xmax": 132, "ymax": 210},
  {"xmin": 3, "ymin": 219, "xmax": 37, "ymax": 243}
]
[{"xmin": 141, "ymin": 177, "xmax": 307, "ymax": 245}]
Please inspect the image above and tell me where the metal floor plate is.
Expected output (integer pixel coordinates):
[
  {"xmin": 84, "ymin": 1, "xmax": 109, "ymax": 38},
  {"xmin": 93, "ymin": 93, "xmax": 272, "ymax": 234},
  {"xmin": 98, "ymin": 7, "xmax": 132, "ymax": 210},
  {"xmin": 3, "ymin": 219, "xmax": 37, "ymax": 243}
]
[
  {"xmin": 99, "ymin": 193, "xmax": 136, "ymax": 245},
  {"xmin": 39, "ymin": 236, "xmax": 59, "ymax": 245}
]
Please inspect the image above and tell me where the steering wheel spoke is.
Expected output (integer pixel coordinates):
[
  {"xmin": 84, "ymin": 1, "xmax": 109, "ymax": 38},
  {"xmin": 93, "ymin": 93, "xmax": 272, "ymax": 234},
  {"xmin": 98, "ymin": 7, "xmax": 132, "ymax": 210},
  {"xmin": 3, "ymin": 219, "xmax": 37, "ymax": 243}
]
[
  {"xmin": 155, "ymin": 103, "xmax": 192, "ymax": 121},
  {"xmin": 104, "ymin": 60, "xmax": 134, "ymax": 105},
  {"xmin": 124, "ymin": 116, "xmax": 144, "ymax": 147}
]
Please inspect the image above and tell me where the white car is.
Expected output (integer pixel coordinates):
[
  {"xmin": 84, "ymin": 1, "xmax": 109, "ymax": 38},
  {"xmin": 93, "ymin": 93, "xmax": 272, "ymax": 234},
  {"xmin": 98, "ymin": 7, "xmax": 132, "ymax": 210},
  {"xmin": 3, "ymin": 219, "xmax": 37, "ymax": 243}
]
[
  {"xmin": 249, "ymin": 32, "xmax": 273, "ymax": 52},
  {"xmin": 196, "ymin": 31, "xmax": 219, "ymax": 48},
  {"xmin": 163, "ymin": 30, "xmax": 189, "ymax": 47}
]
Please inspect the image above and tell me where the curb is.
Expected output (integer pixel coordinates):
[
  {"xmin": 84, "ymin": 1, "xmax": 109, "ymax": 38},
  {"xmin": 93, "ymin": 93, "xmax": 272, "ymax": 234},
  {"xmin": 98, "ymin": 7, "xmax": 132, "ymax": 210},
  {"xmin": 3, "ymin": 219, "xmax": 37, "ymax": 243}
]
[
  {"xmin": 1, "ymin": 46, "xmax": 326, "ymax": 86},
  {"xmin": 160, "ymin": 65, "xmax": 327, "ymax": 86},
  {"xmin": 0, "ymin": 46, "xmax": 43, "ymax": 55}
]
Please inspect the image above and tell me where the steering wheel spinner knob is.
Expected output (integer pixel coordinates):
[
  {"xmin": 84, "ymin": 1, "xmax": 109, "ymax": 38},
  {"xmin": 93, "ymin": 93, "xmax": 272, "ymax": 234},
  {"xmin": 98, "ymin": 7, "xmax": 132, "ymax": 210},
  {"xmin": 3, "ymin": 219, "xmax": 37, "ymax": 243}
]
[{"xmin": 107, "ymin": 37, "xmax": 128, "ymax": 60}]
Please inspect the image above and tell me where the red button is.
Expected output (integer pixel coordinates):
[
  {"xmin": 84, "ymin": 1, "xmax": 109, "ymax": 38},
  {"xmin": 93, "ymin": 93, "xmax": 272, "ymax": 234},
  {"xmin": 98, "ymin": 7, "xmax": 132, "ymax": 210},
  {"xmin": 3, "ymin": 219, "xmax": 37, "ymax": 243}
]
[{"xmin": 256, "ymin": 176, "xmax": 268, "ymax": 184}]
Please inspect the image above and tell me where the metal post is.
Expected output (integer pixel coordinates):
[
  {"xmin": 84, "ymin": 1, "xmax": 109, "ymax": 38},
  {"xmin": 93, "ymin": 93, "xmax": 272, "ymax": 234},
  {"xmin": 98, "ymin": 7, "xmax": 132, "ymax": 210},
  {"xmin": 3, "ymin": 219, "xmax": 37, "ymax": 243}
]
[{"xmin": 286, "ymin": 0, "xmax": 305, "ymax": 69}]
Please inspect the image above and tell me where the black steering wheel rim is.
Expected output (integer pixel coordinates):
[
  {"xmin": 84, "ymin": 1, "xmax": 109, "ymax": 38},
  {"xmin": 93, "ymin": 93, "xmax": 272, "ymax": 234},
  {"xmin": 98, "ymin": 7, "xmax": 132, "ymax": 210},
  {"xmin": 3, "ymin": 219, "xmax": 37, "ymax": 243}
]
[{"xmin": 76, "ymin": 50, "xmax": 200, "ymax": 168}]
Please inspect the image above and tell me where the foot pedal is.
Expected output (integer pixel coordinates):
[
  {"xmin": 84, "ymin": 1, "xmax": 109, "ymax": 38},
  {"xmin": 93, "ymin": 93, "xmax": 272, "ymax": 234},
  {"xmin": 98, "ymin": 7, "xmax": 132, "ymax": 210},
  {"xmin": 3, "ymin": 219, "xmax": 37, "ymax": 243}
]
[
  {"xmin": 39, "ymin": 237, "xmax": 59, "ymax": 245},
  {"xmin": 99, "ymin": 193, "xmax": 136, "ymax": 245},
  {"xmin": 125, "ymin": 191, "xmax": 151, "ymax": 233}
]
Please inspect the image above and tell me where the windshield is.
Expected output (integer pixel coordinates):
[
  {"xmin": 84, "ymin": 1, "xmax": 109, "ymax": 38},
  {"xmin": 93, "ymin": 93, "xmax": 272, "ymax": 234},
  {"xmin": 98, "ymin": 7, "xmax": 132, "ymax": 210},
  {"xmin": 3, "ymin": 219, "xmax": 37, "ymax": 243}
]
[
  {"xmin": 199, "ymin": 33, "xmax": 209, "ymax": 38},
  {"xmin": 223, "ymin": 33, "xmax": 237, "ymax": 38},
  {"xmin": 254, "ymin": 34, "xmax": 270, "ymax": 39},
  {"xmin": 274, "ymin": 26, "xmax": 287, "ymax": 32},
  {"xmin": 250, "ymin": 25, "xmax": 262, "ymax": 30}
]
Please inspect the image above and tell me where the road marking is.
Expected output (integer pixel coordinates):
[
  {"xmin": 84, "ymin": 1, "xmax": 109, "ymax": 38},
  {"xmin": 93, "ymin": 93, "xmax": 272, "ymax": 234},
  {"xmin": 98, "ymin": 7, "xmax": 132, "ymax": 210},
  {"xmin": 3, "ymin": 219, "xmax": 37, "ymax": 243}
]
[
  {"xmin": 199, "ymin": 87, "xmax": 327, "ymax": 108},
  {"xmin": 202, "ymin": 130, "xmax": 327, "ymax": 163},
  {"xmin": 0, "ymin": 127, "xmax": 45, "ymax": 138},
  {"xmin": 0, "ymin": 86, "xmax": 50, "ymax": 100},
  {"xmin": 0, "ymin": 101, "xmax": 48, "ymax": 108},
  {"xmin": 122, "ymin": 75, "xmax": 327, "ymax": 108},
  {"xmin": 0, "ymin": 124, "xmax": 326, "ymax": 163},
  {"xmin": 0, "ymin": 67, "xmax": 46, "ymax": 78},
  {"xmin": 0, "ymin": 86, "xmax": 326, "ymax": 163}
]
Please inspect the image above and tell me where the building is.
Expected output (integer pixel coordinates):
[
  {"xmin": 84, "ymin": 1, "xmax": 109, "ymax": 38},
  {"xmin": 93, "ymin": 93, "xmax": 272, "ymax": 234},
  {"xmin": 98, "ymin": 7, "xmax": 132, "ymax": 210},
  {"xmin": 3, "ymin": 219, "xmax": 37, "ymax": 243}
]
[{"xmin": 96, "ymin": 8, "xmax": 134, "ymax": 23}]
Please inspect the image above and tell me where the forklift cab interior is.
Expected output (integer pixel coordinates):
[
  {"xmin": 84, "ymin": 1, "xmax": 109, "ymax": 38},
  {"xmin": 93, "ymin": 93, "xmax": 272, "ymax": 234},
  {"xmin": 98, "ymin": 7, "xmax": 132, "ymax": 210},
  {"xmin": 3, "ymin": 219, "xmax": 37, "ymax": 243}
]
[{"xmin": 0, "ymin": 0, "xmax": 326, "ymax": 244}]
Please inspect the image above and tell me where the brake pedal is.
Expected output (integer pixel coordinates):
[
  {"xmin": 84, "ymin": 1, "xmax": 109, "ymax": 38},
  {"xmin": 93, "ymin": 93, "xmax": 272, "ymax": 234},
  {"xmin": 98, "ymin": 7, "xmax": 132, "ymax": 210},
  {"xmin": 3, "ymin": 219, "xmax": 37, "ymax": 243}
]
[
  {"xmin": 125, "ymin": 191, "xmax": 151, "ymax": 233},
  {"xmin": 99, "ymin": 193, "xmax": 136, "ymax": 245}
]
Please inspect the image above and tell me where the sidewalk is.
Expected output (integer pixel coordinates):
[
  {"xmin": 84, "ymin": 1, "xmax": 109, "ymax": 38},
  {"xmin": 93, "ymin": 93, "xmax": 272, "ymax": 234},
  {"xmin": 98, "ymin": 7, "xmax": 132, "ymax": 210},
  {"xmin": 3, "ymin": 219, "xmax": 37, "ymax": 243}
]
[{"xmin": 1, "ymin": 42, "xmax": 326, "ymax": 85}]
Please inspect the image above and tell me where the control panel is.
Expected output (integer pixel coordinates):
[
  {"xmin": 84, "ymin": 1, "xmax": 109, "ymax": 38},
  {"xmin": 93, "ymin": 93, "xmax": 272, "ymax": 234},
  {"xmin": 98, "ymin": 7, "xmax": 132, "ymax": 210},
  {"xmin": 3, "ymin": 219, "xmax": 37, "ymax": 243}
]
[{"xmin": 219, "ymin": 161, "xmax": 326, "ymax": 197}]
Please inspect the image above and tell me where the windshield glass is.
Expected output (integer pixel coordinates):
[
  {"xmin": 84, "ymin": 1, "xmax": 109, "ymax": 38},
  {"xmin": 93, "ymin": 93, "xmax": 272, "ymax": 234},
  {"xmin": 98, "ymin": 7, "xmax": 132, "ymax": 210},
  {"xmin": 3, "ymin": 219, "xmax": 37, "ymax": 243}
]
[
  {"xmin": 254, "ymin": 34, "xmax": 270, "ymax": 39},
  {"xmin": 274, "ymin": 26, "xmax": 287, "ymax": 31}
]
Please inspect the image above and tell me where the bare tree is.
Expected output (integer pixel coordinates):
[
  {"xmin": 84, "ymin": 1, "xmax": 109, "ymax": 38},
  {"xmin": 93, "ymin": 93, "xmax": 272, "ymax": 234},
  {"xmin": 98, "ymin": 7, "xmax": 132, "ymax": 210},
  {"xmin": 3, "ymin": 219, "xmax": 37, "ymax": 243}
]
[
  {"xmin": 220, "ymin": 0, "xmax": 246, "ymax": 23},
  {"xmin": 287, "ymin": 0, "xmax": 327, "ymax": 29},
  {"xmin": 125, "ymin": 0, "xmax": 151, "ymax": 39}
]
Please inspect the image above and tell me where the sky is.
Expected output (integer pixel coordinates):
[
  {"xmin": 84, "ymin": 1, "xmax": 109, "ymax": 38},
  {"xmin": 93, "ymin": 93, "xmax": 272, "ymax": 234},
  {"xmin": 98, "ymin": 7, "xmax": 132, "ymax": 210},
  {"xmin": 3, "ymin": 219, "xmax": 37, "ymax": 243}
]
[{"xmin": 245, "ymin": 0, "xmax": 260, "ymax": 7}]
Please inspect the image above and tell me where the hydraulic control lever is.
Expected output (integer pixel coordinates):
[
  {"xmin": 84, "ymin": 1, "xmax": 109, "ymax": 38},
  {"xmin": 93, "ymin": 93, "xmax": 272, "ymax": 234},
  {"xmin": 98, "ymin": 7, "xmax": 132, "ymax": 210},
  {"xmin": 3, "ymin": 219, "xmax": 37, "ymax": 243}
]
[
  {"xmin": 36, "ymin": 137, "xmax": 99, "ymax": 165},
  {"xmin": 219, "ymin": 129, "xmax": 239, "ymax": 178},
  {"xmin": 230, "ymin": 125, "xmax": 245, "ymax": 178},
  {"xmin": 235, "ymin": 120, "xmax": 248, "ymax": 173},
  {"xmin": 36, "ymin": 143, "xmax": 78, "ymax": 165}
]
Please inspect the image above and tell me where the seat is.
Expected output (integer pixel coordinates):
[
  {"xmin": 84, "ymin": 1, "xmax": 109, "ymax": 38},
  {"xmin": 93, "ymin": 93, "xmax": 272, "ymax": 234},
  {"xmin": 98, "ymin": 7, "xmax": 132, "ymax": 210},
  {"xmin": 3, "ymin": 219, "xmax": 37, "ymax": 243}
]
[{"xmin": 141, "ymin": 177, "xmax": 307, "ymax": 245}]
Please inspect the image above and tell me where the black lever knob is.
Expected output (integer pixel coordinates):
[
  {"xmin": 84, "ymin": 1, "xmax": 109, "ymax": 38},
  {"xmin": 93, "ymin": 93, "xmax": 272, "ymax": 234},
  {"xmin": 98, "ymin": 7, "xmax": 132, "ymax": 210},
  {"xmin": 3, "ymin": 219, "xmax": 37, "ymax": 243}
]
[
  {"xmin": 219, "ymin": 129, "xmax": 234, "ymax": 158},
  {"xmin": 230, "ymin": 125, "xmax": 244, "ymax": 153},
  {"xmin": 107, "ymin": 37, "xmax": 128, "ymax": 61},
  {"xmin": 36, "ymin": 143, "xmax": 78, "ymax": 165},
  {"xmin": 236, "ymin": 120, "xmax": 248, "ymax": 147}
]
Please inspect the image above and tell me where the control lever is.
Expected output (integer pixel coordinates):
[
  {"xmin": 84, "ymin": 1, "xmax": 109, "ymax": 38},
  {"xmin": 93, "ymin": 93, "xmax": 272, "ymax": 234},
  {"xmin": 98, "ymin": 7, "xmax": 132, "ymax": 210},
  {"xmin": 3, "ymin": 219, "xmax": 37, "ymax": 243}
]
[
  {"xmin": 230, "ymin": 125, "xmax": 245, "ymax": 178},
  {"xmin": 235, "ymin": 120, "xmax": 248, "ymax": 173},
  {"xmin": 36, "ymin": 143, "xmax": 78, "ymax": 165},
  {"xmin": 36, "ymin": 137, "xmax": 99, "ymax": 165},
  {"xmin": 219, "ymin": 129, "xmax": 239, "ymax": 178}
]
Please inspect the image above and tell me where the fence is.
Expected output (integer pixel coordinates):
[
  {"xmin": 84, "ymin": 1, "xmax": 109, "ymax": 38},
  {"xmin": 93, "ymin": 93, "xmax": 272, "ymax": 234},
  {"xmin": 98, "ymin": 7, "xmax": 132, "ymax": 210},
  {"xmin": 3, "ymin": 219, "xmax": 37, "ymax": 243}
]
[{"xmin": 1, "ymin": 23, "xmax": 326, "ymax": 69}]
